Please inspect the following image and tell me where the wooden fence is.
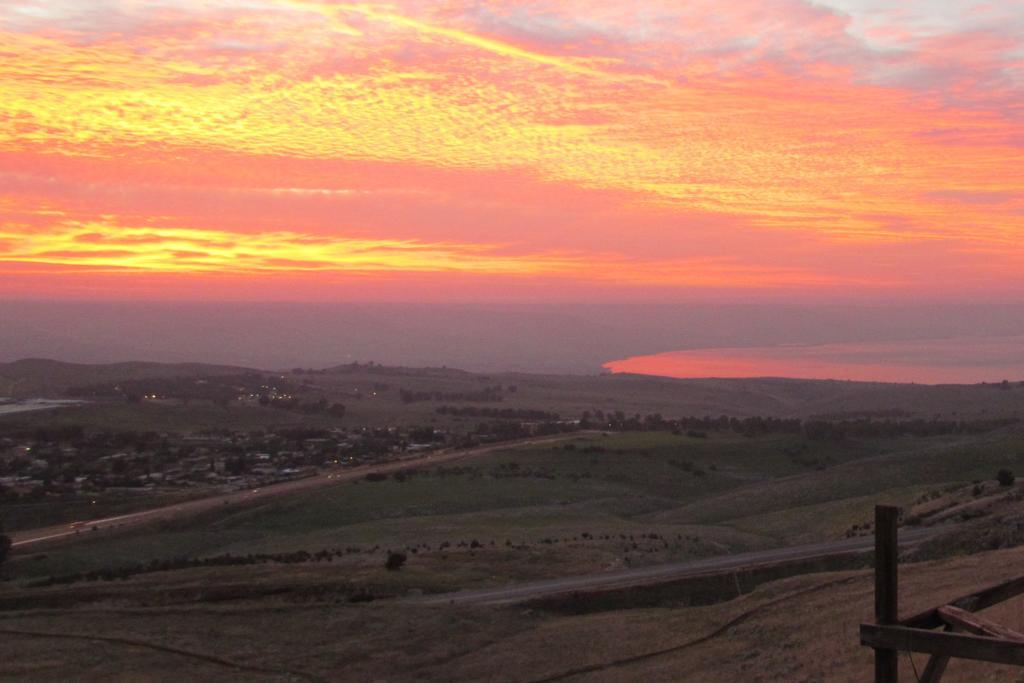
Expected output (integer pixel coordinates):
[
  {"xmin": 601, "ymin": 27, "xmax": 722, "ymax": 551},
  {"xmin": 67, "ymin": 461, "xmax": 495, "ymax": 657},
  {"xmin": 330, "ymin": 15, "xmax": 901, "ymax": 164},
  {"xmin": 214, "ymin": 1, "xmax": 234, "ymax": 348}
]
[{"xmin": 861, "ymin": 504, "xmax": 1024, "ymax": 682}]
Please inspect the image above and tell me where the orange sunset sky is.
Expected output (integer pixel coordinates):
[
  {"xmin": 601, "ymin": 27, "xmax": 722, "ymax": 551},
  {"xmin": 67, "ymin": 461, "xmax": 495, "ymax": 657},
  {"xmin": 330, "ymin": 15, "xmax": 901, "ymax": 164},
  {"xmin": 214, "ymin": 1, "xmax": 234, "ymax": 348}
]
[{"xmin": 1, "ymin": 0, "xmax": 1022, "ymax": 302}]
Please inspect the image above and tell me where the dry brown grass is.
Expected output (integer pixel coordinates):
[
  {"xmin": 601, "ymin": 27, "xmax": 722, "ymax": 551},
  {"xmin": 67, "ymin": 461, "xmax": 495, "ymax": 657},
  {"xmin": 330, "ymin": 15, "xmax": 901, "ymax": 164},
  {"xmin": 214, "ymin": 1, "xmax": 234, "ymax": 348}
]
[{"xmin": 5, "ymin": 546, "xmax": 1024, "ymax": 681}]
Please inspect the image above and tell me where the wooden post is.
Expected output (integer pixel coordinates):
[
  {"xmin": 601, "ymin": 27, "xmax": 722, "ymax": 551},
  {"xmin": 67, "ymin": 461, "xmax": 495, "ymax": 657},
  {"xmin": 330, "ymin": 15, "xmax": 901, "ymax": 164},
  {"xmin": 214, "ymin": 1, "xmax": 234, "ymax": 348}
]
[
  {"xmin": 875, "ymin": 505, "xmax": 900, "ymax": 682},
  {"xmin": 919, "ymin": 626, "xmax": 955, "ymax": 683},
  {"xmin": 860, "ymin": 517, "xmax": 1024, "ymax": 681}
]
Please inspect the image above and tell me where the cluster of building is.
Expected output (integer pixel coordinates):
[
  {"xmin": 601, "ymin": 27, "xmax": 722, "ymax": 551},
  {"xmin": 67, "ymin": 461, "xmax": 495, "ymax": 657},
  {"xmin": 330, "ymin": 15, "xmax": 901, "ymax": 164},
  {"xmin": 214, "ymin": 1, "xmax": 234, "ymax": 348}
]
[{"xmin": 0, "ymin": 426, "xmax": 444, "ymax": 501}]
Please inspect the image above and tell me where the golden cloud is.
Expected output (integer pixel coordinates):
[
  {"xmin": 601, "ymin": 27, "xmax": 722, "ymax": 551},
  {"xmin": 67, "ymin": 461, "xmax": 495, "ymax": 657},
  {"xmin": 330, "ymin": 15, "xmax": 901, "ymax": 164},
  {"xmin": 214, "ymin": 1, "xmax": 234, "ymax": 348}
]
[{"xmin": 0, "ymin": 222, "xmax": 850, "ymax": 289}]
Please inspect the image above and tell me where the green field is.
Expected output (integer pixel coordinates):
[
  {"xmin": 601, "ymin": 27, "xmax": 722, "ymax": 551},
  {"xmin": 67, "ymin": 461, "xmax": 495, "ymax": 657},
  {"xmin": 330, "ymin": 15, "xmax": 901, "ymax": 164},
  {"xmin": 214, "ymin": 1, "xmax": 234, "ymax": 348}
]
[
  {"xmin": 10, "ymin": 428, "xmax": 1023, "ymax": 589},
  {"xmin": 1, "ymin": 490, "xmax": 205, "ymax": 532}
]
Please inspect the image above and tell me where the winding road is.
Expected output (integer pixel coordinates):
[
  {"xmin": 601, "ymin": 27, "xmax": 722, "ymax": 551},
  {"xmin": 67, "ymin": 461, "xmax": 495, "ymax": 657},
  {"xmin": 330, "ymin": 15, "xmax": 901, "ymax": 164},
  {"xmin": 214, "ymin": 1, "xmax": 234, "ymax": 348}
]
[{"xmin": 413, "ymin": 525, "xmax": 945, "ymax": 606}]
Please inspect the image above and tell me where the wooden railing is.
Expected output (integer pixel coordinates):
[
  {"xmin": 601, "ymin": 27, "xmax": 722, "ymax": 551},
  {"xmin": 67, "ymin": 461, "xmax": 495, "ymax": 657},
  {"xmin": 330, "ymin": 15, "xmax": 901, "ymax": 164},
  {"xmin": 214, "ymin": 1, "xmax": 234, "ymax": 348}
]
[{"xmin": 861, "ymin": 505, "xmax": 1024, "ymax": 682}]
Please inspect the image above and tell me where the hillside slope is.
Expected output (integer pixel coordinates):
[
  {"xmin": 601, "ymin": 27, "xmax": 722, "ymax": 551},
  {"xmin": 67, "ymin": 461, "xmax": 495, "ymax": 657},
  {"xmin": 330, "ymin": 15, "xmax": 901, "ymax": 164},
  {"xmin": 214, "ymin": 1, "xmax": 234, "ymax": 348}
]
[{"xmin": 0, "ymin": 359, "xmax": 257, "ymax": 398}]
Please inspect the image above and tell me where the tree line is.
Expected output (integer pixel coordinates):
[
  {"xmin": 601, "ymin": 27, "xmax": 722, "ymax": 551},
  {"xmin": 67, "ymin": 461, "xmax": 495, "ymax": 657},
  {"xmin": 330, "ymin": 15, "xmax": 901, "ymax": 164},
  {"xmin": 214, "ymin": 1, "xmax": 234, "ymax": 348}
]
[
  {"xmin": 582, "ymin": 411, "xmax": 1018, "ymax": 439},
  {"xmin": 436, "ymin": 405, "xmax": 559, "ymax": 420}
]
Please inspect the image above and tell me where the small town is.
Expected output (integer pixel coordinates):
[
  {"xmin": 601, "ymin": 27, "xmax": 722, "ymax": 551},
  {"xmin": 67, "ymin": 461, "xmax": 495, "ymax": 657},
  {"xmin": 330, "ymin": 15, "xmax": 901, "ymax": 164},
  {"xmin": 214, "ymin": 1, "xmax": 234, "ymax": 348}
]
[
  {"xmin": 0, "ymin": 404, "xmax": 586, "ymax": 505},
  {"xmin": 0, "ymin": 425, "xmax": 445, "ymax": 503}
]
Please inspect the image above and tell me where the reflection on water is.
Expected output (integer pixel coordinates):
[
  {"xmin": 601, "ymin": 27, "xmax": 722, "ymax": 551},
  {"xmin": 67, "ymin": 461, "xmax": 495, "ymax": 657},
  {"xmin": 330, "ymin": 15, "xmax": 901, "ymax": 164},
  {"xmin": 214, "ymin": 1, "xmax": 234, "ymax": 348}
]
[{"xmin": 603, "ymin": 336, "xmax": 1024, "ymax": 384}]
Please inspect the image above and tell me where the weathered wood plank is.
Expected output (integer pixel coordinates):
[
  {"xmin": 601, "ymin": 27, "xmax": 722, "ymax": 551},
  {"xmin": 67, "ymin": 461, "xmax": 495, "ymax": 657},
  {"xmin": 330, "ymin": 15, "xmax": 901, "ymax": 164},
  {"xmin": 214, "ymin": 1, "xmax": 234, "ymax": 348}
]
[
  {"xmin": 861, "ymin": 624, "xmax": 1024, "ymax": 666},
  {"xmin": 919, "ymin": 653, "xmax": 950, "ymax": 683},
  {"xmin": 952, "ymin": 576, "xmax": 1024, "ymax": 612},
  {"xmin": 903, "ymin": 576, "xmax": 1024, "ymax": 630},
  {"xmin": 938, "ymin": 605, "xmax": 1024, "ymax": 642},
  {"xmin": 919, "ymin": 625, "xmax": 959, "ymax": 683}
]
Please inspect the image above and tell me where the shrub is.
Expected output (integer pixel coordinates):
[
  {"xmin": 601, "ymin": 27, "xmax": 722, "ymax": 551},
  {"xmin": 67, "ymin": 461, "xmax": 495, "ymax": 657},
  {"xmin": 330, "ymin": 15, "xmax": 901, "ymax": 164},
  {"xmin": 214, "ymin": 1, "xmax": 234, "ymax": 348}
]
[
  {"xmin": 997, "ymin": 469, "xmax": 1016, "ymax": 487},
  {"xmin": 0, "ymin": 529, "xmax": 9, "ymax": 567},
  {"xmin": 385, "ymin": 551, "xmax": 407, "ymax": 571}
]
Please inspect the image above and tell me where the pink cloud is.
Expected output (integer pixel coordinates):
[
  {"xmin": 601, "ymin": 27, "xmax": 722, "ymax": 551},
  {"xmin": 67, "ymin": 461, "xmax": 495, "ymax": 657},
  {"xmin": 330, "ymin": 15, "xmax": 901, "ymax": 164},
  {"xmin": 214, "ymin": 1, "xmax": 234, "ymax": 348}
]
[{"xmin": 0, "ymin": 0, "xmax": 1022, "ymax": 301}]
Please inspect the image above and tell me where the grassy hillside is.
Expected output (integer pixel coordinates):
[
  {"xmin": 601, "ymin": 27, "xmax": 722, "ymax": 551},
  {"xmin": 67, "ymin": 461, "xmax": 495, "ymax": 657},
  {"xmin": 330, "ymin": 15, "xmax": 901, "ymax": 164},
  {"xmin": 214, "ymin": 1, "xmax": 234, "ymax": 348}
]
[
  {"xmin": 4, "ymin": 546, "xmax": 1024, "ymax": 681},
  {"xmin": 8, "ymin": 429, "xmax": 1022, "ymax": 585},
  {"xmin": 0, "ymin": 399, "xmax": 344, "ymax": 433},
  {"xmin": 0, "ymin": 359, "xmax": 252, "ymax": 398},
  {"xmin": 3, "ymin": 404, "xmax": 1024, "ymax": 680}
]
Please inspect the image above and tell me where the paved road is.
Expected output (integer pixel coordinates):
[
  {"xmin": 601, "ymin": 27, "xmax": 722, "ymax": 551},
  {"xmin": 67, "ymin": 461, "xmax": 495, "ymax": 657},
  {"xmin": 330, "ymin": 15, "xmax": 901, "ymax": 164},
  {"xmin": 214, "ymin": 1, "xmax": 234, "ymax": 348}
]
[
  {"xmin": 413, "ymin": 525, "xmax": 944, "ymax": 606},
  {"xmin": 10, "ymin": 433, "xmax": 583, "ymax": 550}
]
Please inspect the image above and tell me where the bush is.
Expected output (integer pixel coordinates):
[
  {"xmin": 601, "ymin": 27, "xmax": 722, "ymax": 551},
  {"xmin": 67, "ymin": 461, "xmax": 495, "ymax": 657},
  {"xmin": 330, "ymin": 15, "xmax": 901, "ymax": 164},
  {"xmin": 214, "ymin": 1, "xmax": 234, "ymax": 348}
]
[
  {"xmin": 385, "ymin": 551, "xmax": 407, "ymax": 571},
  {"xmin": 997, "ymin": 469, "xmax": 1016, "ymax": 487},
  {"xmin": 0, "ymin": 519, "xmax": 10, "ymax": 567}
]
